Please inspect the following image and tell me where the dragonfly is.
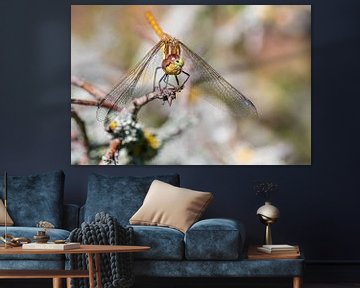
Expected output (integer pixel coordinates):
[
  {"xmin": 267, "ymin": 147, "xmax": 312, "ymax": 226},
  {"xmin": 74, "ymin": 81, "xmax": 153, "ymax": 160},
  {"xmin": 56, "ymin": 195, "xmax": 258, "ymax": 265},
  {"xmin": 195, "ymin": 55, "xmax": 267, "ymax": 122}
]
[{"xmin": 96, "ymin": 11, "xmax": 258, "ymax": 126}]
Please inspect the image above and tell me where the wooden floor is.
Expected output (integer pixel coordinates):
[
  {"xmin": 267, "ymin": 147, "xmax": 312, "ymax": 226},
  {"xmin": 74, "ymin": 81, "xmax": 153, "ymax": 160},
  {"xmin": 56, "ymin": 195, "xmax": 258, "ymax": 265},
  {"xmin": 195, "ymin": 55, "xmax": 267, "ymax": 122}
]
[
  {"xmin": 0, "ymin": 279, "xmax": 360, "ymax": 288},
  {"xmin": 306, "ymin": 285, "xmax": 360, "ymax": 288}
]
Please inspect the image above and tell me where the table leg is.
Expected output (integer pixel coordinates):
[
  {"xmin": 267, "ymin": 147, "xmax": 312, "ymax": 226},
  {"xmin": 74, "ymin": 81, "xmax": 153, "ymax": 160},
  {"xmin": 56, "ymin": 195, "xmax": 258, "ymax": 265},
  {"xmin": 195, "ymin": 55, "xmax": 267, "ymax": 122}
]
[
  {"xmin": 88, "ymin": 253, "xmax": 95, "ymax": 288},
  {"xmin": 293, "ymin": 276, "xmax": 302, "ymax": 288},
  {"xmin": 52, "ymin": 278, "xmax": 62, "ymax": 288},
  {"xmin": 95, "ymin": 253, "xmax": 102, "ymax": 288},
  {"xmin": 66, "ymin": 277, "xmax": 72, "ymax": 288}
]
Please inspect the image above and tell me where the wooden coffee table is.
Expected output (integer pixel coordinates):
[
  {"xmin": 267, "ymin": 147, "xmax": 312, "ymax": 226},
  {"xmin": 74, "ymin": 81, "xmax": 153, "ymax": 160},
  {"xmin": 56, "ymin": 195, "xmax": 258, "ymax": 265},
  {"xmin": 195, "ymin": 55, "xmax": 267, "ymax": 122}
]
[{"xmin": 0, "ymin": 244, "xmax": 150, "ymax": 288}]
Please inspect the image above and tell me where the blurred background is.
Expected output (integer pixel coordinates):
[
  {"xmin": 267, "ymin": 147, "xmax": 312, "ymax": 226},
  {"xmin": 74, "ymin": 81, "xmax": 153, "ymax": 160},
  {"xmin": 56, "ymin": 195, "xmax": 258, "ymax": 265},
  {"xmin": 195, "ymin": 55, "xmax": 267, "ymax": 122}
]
[{"xmin": 71, "ymin": 5, "xmax": 311, "ymax": 165}]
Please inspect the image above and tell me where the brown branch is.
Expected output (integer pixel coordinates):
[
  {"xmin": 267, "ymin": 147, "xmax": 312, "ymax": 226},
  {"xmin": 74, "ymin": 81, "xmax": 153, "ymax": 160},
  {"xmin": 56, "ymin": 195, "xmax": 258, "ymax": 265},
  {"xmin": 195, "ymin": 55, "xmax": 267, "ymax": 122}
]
[
  {"xmin": 99, "ymin": 139, "xmax": 121, "ymax": 165},
  {"xmin": 71, "ymin": 98, "xmax": 99, "ymax": 108},
  {"xmin": 71, "ymin": 76, "xmax": 106, "ymax": 101},
  {"xmin": 71, "ymin": 75, "xmax": 183, "ymax": 121},
  {"xmin": 128, "ymin": 87, "xmax": 182, "ymax": 119},
  {"xmin": 71, "ymin": 98, "xmax": 124, "ymax": 115}
]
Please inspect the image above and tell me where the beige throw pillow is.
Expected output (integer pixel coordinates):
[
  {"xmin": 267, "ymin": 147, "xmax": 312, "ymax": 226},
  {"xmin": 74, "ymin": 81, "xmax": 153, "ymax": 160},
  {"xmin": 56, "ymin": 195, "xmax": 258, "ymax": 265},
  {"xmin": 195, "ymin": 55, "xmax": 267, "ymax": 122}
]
[
  {"xmin": 130, "ymin": 180, "xmax": 213, "ymax": 233},
  {"xmin": 0, "ymin": 200, "xmax": 14, "ymax": 226}
]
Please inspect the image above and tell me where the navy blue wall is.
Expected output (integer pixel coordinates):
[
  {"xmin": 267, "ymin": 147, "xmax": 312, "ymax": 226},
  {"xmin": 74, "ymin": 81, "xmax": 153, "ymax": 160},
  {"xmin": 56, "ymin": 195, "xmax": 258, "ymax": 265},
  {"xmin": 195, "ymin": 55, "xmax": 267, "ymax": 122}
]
[{"xmin": 0, "ymin": 0, "xmax": 359, "ymax": 264}]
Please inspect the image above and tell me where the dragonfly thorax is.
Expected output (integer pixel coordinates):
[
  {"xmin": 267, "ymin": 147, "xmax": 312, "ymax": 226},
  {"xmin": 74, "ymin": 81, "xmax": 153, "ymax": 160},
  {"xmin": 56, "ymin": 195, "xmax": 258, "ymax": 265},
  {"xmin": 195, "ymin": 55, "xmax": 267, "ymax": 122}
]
[{"xmin": 162, "ymin": 54, "xmax": 184, "ymax": 75}]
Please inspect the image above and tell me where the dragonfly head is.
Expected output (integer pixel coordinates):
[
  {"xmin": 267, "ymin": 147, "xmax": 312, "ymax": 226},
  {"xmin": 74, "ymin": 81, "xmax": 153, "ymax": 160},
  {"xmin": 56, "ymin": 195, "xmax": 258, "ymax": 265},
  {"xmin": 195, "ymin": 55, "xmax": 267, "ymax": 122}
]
[{"xmin": 162, "ymin": 54, "xmax": 184, "ymax": 75}]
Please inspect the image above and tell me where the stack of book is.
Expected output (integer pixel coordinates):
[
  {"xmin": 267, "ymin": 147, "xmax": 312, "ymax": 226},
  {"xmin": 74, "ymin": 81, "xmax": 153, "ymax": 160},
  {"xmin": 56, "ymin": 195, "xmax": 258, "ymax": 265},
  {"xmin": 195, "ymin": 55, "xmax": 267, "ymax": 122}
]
[
  {"xmin": 22, "ymin": 242, "xmax": 80, "ymax": 250},
  {"xmin": 248, "ymin": 244, "xmax": 300, "ymax": 259},
  {"xmin": 257, "ymin": 244, "xmax": 299, "ymax": 254}
]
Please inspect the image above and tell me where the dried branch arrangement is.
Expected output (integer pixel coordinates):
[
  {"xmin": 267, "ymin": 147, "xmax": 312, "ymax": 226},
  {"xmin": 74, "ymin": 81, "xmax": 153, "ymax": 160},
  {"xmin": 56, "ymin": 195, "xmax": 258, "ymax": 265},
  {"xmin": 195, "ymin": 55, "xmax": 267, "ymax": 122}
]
[{"xmin": 254, "ymin": 182, "xmax": 279, "ymax": 202}]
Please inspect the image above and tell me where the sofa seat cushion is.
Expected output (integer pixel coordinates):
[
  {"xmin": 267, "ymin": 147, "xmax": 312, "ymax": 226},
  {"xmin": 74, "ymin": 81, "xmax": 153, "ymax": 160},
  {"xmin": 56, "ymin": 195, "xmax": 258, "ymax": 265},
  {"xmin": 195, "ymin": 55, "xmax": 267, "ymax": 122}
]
[
  {"xmin": 84, "ymin": 174, "xmax": 180, "ymax": 226},
  {"xmin": 0, "ymin": 227, "xmax": 70, "ymax": 261},
  {"xmin": 184, "ymin": 218, "xmax": 245, "ymax": 260},
  {"xmin": 130, "ymin": 225, "xmax": 184, "ymax": 260},
  {"xmin": 0, "ymin": 260, "xmax": 64, "ymax": 270}
]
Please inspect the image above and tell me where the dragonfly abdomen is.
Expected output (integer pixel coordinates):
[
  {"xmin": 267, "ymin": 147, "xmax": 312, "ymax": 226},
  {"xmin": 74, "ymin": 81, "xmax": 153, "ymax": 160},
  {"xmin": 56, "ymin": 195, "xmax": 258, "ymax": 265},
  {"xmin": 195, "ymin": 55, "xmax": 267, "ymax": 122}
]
[{"xmin": 145, "ymin": 11, "xmax": 164, "ymax": 39}]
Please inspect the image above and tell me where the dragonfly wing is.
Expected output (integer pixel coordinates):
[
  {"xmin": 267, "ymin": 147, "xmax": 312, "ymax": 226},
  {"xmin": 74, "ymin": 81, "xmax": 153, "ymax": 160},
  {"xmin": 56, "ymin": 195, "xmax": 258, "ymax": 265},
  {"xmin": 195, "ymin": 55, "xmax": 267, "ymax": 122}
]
[
  {"xmin": 96, "ymin": 40, "xmax": 164, "ymax": 124},
  {"xmin": 179, "ymin": 41, "xmax": 258, "ymax": 118}
]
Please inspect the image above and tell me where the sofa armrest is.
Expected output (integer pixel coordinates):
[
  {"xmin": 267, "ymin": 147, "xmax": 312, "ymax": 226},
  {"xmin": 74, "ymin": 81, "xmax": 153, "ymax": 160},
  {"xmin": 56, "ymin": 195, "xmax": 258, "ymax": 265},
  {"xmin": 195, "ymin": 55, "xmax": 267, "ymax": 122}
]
[
  {"xmin": 184, "ymin": 218, "xmax": 245, "ymax": 260},
  {"xmin": 63, "ymin": 204, "xmax": 80, "ymax": 231}
]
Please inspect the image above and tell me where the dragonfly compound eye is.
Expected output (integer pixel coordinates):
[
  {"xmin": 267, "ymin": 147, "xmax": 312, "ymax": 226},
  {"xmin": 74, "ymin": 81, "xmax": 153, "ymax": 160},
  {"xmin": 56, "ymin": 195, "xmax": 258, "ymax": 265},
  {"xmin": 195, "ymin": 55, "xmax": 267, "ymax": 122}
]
[{"xmin": 176, "ymin": 58, "xmax": 184, "ymax": 67}]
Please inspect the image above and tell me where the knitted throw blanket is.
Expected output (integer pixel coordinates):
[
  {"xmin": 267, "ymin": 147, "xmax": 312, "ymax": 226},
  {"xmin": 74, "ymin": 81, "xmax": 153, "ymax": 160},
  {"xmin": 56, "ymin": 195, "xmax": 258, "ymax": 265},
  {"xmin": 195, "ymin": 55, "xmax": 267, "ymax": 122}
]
[{"xmin": 68, "ymin": 212, "xmax": 135, "ymax": 288}]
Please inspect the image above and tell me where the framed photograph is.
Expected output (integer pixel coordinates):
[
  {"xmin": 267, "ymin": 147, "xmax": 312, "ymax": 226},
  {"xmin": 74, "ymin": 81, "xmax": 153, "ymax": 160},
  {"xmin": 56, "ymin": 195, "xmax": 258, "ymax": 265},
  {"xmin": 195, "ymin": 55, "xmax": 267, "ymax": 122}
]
[{"xmin": 71, "ymin": 5, "xmax": 311, "ymax": 165}]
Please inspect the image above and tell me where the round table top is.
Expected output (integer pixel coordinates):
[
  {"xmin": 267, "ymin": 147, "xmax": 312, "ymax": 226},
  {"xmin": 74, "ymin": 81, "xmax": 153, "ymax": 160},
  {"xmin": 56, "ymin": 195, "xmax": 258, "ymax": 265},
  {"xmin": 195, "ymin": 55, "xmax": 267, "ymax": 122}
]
[{"xmin": 0, "ymin": 244, "xmax": 150, "ymax": 255}]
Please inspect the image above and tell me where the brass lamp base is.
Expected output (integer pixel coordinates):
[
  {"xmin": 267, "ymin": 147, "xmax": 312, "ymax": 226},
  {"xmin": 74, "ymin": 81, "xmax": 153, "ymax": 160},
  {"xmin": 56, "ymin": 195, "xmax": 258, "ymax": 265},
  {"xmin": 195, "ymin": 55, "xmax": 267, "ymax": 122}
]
[{"xmin": 265, "ymin": 223, "xmax": 272, "ymax": 245}]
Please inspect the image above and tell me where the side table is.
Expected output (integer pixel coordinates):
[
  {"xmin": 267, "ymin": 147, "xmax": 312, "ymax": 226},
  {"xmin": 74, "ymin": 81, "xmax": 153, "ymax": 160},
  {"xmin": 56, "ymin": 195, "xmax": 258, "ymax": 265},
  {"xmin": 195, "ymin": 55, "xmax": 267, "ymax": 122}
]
[
  {"xmin": 247, "ymin": 245, "xmax": 304, "ymax": 288},
  {"xmin": 0, "ymin": 244, "xmax": 150, "ymax": 288}
]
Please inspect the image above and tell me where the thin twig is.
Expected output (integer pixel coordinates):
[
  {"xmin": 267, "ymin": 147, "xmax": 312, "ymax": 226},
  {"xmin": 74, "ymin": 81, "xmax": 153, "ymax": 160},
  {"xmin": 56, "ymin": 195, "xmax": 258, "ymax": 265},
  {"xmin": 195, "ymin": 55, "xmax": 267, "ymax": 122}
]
[
  {"xmin": 71, "ymin": 109, "xmax": 90, "ymax": 162},
  {"xmin": 71, "ymin": 76, "xmax": 106, "ymax": 101},
  {"xmin": 71, "ymin": 98, "xmax": 124, "ymax": 115},
  {"xmin": 71, "ymin": 98, "xmax": 99, "ymax": 108},
  {"xmin": 129, "ymin": 87, "xmax": 182, "ymax": 119}
]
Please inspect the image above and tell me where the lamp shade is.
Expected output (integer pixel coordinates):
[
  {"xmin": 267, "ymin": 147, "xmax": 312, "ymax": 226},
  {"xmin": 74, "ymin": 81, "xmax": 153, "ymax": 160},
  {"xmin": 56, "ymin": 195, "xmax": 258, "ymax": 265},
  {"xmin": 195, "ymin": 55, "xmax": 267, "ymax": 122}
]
[{"xmin": 256, "ymin": 201, "xmax": 280, "ymax": 221}]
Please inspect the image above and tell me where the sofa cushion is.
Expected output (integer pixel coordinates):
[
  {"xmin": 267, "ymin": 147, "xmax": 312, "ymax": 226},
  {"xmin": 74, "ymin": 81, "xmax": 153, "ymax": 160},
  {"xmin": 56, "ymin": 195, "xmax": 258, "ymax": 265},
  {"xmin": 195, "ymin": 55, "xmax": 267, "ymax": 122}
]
[
  {"xmin": 184, "ymin": 218, "xmax": 245, "ymax": 260},
  {"xmin": 0, "ymin": 171, "xmax": 64, "ymax": 227},
  {"xmin": 130, "ymin": 180, "xmax": 213, "ymax": 233},
  {"xmin": 0, "ymin": 199, "xmax": 14, "ymax": 226},
  {"xmin": 0, "ymin": 227, "xmax": 70, "ymax": 261},
  {"xmin": 130, "ymin": 225, "xmax": 184, "ymax": 260},
  {"xmin": 84, "ymin": 174, "xmax": 180, "ymax": 225}
]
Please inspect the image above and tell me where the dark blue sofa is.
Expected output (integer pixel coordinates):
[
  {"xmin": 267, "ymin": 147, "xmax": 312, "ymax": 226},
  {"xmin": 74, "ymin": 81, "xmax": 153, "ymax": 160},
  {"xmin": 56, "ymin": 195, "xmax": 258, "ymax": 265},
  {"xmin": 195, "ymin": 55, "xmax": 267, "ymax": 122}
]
[
  {"xmin": 0, "ymin": 171, "xmax": 303, "ymax": 287},
  {"xmin": 81, "ymin": 173, "xmax": 304, "ymax": 282}
]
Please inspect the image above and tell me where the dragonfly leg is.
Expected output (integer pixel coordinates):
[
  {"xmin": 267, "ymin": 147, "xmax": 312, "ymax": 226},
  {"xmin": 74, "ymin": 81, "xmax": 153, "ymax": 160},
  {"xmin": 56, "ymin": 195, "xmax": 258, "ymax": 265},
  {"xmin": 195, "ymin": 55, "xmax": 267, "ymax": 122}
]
[
  {"xmin": 160, "ymin": 74, "xmax": 178, "ymax": 91},
  {"xmin": 165, "ymin": 76, "xmax": 177, "ymax": 89},
  {"xmin": 153, "ymin": 67, "xmax": 162, "ymax": 91},
  {"xmin": 164, "ymin": 74, "xmax": 169, "ymax": 90},
  {"xmin": 164, "ymin": 74, "xmax": 178, "ymax": 89},
  {"xmin": 158, "ymin": 73, "xmax": 166, "ymax": 91},
  {"xmin": 180, "ymin": 70, "xmax": 190, "ymax": 88},
  {"xmin": 159, "ymin": 74, "xmax": 177, "ymax": 106},
  {"xmin": 166, "ymin": 75, "xmax": 180, "ymax": 89}
]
